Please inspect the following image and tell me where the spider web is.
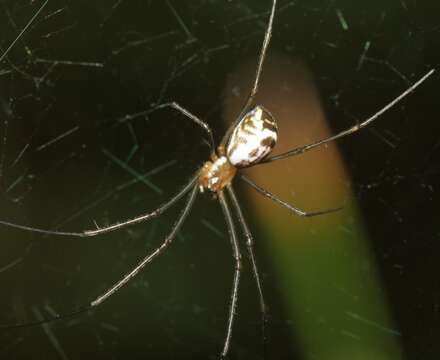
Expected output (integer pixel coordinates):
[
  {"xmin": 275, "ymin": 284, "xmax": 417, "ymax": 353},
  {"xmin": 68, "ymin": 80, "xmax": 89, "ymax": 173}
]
[{"xmin": 0, "ymin": 0, "xmax": 439, "ymax": 359}]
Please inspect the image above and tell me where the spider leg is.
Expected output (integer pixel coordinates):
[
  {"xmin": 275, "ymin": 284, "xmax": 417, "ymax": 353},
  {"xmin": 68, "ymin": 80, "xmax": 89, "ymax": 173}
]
[
  {"xmin": 153, "ymin": 102, "xmax": 215, "ymax": 150},
  {"xmin": 0, "ymin": 171, "xmax": 199, "ymax": 237},
  {"xmin": 227, "ymin": 185, "xmax": 268, "ymax": 343},
  {"xmin": 240, "ymin": 175, "xmax": 342, "ymax": 217},
  {"xmin": 218, "ymin": 191, "xmax": 242, "ymax": 358},
  {"xmin": 0, "ymin": 304, "xmax": 92, "ymax": 330},
  {"xmin": 91, "ymin": 184, "xmax": 198, "ymax": 306},
  {"xmin": 1, "ymin": 185, "xmax": 199, "ymax": 330},
  {"xmin": 263, "ymin": 69, "xmax": 435, "ymax": 163},
  {"xmin": 220, "ymin": 0, "xmax": 277, "ymax": 148}
]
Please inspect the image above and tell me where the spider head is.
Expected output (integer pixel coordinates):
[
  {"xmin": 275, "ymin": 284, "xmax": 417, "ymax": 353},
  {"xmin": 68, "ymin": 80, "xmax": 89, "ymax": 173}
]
[{"xmin": 226, "ymin": 105, "xmax": 278, "ymax": 168}]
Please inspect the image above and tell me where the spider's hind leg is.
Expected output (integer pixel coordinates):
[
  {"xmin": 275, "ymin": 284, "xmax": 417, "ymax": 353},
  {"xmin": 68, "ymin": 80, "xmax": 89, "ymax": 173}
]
[
  {"xmin": 227, "ymin": 185, "xmax": 269, "ymax": 346},
  {"xmin": 91, "ymin": 184, "xmax": 199, "ymax": 307},
  {"xmin": 218, "ymin": 191, "xmax": 242, "ymax": 358},
  {"xmin": 241, "ymin": 175, "xmax": 343, "ymax": 217},
  {"xmin": 0, "ymin": 184, "xmax": 200, "ymax": 331}
]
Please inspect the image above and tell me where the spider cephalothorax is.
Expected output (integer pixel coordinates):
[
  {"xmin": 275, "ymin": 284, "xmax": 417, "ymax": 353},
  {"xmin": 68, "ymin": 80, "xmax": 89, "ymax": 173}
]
[{"xmin": 199, "ymin": 105, "xmax": 277, "ymax": 193}]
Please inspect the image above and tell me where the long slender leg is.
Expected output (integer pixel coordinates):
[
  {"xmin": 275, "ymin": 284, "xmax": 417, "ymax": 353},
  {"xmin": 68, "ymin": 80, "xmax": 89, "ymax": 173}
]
[
  {"xmin": 227, "ymin": 185, "xmax": 268, "ymax": 338},
  {"xmin": 91, "ymin": 184, "xmax": 198, "ymax": 306},
  {"xmin": 148, "ymin": 102, "xmax": 215, "ymax": 150},
  {"xmin": 263, "ymin": 69, "xmax": 435, "ymax": 163},
  {"xmin": 0, "ymin": 171, "xmax": 199, "ymax": 237},
  {"xmin": 240, "ymin": 175, "xmax": 342, "ymax": 217},
  {"xmin": 0, "ymin": 304, "xmax": 92, "ymax": 329},
  {"xmin": 1, "ymin": 185, "xmax": 199, "ymax": 329},
  {"xmin": 218, "ymin": 191, "xmax": 242, "ymax": 358},
  {"xmin": 220, "ymin": 0, "xmax": 277, "ymax": 148}
]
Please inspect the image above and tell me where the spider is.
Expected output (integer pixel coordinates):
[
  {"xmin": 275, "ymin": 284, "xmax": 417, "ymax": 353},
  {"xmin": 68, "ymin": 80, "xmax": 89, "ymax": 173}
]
[{"xmin": 0, "ymin": 0, "xmax": 435, "ymax": 357}]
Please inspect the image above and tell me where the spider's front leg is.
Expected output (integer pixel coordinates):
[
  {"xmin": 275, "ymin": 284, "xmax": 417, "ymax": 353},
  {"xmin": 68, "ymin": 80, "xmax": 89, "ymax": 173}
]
[
  {"xmin": 151, "ymin": 102, "xmax": 215, "ymax": 150},
  {"xmin": 0, "ymin": 172, "xmax": 200, "ymax": 237},
  {"xmin": 263, "ymin": 69, "xmax": 435, "ymax": 163}
]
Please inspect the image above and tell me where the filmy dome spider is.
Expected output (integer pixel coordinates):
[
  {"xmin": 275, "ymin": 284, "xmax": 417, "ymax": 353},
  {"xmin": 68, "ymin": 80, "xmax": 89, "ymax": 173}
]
[{"xmin": 0, "ymin": 0, "xmax": 435, "ymax": 357}]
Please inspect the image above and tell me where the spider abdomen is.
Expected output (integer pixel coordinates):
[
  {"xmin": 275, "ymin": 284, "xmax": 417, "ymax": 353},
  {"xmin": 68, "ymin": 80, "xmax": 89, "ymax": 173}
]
[{"xmin": 226, "ymin": 105, "xmax": 278, "ymax": 168}]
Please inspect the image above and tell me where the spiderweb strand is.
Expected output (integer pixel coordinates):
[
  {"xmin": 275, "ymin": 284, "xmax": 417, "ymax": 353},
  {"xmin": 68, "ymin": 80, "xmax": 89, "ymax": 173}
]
[{"xmin": 0, "ymin": 0, "xmax": 49, "ymax": 63}]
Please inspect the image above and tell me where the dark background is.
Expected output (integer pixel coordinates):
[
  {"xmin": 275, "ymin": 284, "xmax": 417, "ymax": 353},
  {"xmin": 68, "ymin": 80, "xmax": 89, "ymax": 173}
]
[{"xmin": 0, "ymin": 0, "xmax": 439, "ymax": 359}]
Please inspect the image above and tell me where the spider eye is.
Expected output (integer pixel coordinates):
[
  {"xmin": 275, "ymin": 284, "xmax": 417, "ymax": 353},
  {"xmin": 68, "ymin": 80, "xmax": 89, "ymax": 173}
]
[{"xmin": 226, "ymin": 105, "xmax": 278, "ymax": 168}]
